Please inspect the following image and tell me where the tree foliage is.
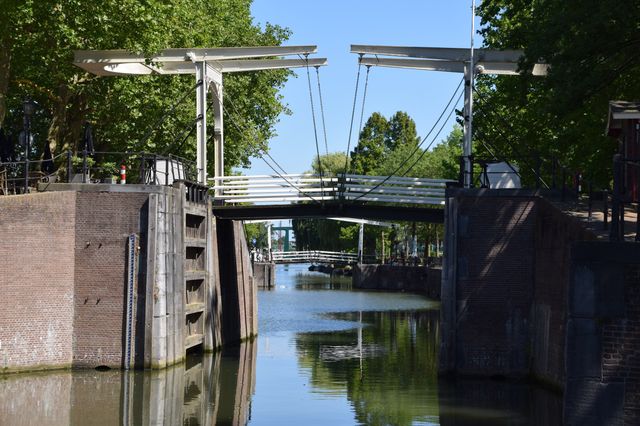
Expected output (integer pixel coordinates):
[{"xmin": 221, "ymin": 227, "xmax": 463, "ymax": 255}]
[
  {"xmin": 350, "ymin": 112, "xmax": 388, "ymax": 175},
  {"xmin": 0, "ymin": 0, "xmax": 291, "ymax": 174},
  {"xmin": 310, "ymin": 151, "xmax": 350, "ymax": 176},
  {"xmin": 350, "ymin": 111, "xmax": 421, "ymax": 175},
  {"xmin": 474, "ymin": 0, "xmax": 640, "ymax": 186}
]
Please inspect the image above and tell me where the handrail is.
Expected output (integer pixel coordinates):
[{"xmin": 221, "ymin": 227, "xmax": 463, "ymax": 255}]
[
  {"xmin": 212, "ymin": 173, "xmax": 451, "ymax": 206},
  {"xmin": 271, "ymin": 250, "xmax": 359, "ymax": 264}
]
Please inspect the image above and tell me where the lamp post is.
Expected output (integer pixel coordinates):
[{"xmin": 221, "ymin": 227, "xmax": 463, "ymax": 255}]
[{"xmin": 22, "ymin": 98, "xmax": 36, "ymax": 194}]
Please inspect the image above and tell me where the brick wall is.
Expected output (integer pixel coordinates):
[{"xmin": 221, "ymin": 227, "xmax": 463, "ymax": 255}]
[
  {"xmin": 567, "ymin": 242, "xmax": 640, "ymax": 425},
  {"xmin": 454, "ymin": 195, "xmax": 537, "ymax": 377},
  {"xmin": 353, "ymin": 264, "xmax": 441, "ymax": 298},
  {"xmin": 605, "ymin": 265, "xmax": 640, "ymax": 423},
  {"xmin": 442, "ymin": 190, "xmax": 595, "ymax": 385},
  {"xmin": 72, "ymin": 192, "xmax": 148, "ymax": 368},
  {"xmin": 532, "ymin": 199, "xmax": 595, "ymax": 386},
  {"xmin": 0, "ymin": 192, "xmax": 76, "ymax": 372}
]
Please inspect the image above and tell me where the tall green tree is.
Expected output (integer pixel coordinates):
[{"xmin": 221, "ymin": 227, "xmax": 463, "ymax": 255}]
[
  {"xmin": 474, "ymin": 0, "xmax": 640, "ymax": 186},
  {"xmin": 385, "ymin": 111, "xmax": 420, "ymax": 152},
  {"xmin": 0, "ymin": 0, "xmax": 291, "ymax": 175},
  {"xmin": 350, "ymin": 112, "xmax": 388, "ymax": 175},
  {"xmin": 310, "ymin": 151, "xmax": 350, "ymax": 176}
]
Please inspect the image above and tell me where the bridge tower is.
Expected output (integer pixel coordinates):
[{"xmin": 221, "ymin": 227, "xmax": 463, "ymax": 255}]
[
  {"xmin": 73, "ymin": 47, "xmax": 327, "ymax": 187},
  {"xmin": 351, "ymin": 46, "xmax": 547, "ymax": 187}
]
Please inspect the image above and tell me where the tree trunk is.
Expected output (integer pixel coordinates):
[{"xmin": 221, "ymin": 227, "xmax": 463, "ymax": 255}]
[{"xmin": 0, "ymin": 34, "xmax": 12, "ymax": 127}]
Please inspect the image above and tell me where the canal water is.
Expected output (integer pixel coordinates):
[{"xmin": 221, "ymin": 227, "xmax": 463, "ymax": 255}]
[{"xmin": 0, "ymin": 264, "xmax": 562, "ymax": 425}]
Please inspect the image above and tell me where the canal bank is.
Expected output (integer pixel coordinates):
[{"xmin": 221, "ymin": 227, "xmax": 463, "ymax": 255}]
[{"xmin": 353, "ymin": 264, "xmax": 441, "ymax": 298}]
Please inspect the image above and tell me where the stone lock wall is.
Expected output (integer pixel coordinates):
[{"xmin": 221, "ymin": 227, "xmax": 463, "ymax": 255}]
[
  {"xmin": 440, "ymin": 189, "xmax": 595, "ymax": 385},
  {"xmin": 1, "ymin": 184, "xmax": 255, "ymax": 373},
  {"xmin": 566, "ymin": 242, "xmax": 640, "ymax": 426}
]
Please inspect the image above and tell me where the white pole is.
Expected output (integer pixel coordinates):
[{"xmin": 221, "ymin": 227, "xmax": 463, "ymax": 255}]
[
  {"xmin": 212, "ymin": 76, "xmax": 224, "ymax": 195},
  {"xmin": 463, "ymin": 0, "xmax": 477, "ymax": 188},
  {"xmin": 358, "ymin": 223, "xmax": 364, "ymax": 264},
  {"xmin": 267, "ymin": 223, "xmax": 272, "ymax": 261},
  {"xmin": 195, "ymin": 61, "xmax": 208, "ymax": 185}
]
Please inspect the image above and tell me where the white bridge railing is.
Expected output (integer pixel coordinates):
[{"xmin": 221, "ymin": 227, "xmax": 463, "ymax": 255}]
[
  {"xmin": 210, "ymin": 173, "xmax": 452, "ymax": 205},
  {"xmin": 271, "ymin": 250, "xmax": 358, "ymax": 264}
]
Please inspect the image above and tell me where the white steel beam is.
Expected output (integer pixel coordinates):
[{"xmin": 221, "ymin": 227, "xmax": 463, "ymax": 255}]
[
  {"xmin": 327, "ymin": 217, "xmax": 393, "ymax": 227},
  {"xmin": 351, "ymin": 45, "xmax": 525, "ymax": 63},
  {"xmin": 213, "ymin": 58, "xmax": 328, "ymax": 73},
  {"xmin": 73, "ymin": 46, "xmax": 327, "ymax": 188},
  {"xmin": 358, "ymin": 57, "xmax": 547, "ymax": 76}
]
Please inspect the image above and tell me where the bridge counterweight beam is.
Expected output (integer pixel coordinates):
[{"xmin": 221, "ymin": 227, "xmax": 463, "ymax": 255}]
[
  {"xmin": 358, "ymin": 223, "xmax": 364, "ymax": 264},
  {"xmin": 212, "ymin": 76, "xmax": 224, "ymax": 195},
  {"xmin": 463, "ymin": 64, "xmax": 473, "ymax": 188},
  {"xmin": 195, "ymin": 61, "xmax": 208, "ymax": 185}
]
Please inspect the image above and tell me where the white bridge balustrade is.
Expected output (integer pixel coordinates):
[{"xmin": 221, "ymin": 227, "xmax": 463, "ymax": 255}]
[
  {"xmin": 210, "ymin": 174, "xmax": 453, "ymax": 205},
  {"xmin": 271, "ymin": 250, "xmax": 358, "ymax": 264}
]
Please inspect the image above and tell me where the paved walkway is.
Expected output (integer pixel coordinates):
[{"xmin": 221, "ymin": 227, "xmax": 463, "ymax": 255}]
[{"xmin": 554, "ymin": 197, "xmax": 639, "ymax": 241}]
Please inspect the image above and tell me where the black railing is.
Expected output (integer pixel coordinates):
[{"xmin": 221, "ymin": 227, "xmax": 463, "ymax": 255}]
[
  {"xmin": 0, "ymin": 149, "xmax": 199, "ymax": 194},
  {"xmin": 609, "ymin": 154, "xmax": 640, "ymax": 242},
  {"xmin": 459, "ymin": 153, "xmax": 640, "ymax": 242}
]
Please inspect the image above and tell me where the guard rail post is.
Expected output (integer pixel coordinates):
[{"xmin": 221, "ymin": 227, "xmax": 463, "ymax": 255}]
[
  {"xmin": 67, "ymin": 150, "xmax": 72, "ymax": 183},
  {"xmin": 610, "ymin": 154, "xmax": 622, "ymax": 241}
]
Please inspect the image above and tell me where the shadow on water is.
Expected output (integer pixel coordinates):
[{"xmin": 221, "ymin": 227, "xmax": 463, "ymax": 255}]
[{"xmin": 0, "ymin": 341, "xmax": 257, "ymax": 426}]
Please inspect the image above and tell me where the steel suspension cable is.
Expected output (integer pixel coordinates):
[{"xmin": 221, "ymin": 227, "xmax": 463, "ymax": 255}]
[
  {"xmin": 302, "ymin": 54, "xmax": 325, "ymax": 198},
  {"xmin": 315, "ymin": 66, "xmax": 330, "ymax": 156},
  {"xmin": 350, "ymin": 78, "xmax": 464, "ymax": 202},
  {"xmin": 212, "ymin": 87, "xmax": 322, "ymax": 203},
  {"xmin": 356, "ymin": 66, "xmax": 372, "ymax": 141},
  {"xmin": 473, "ymin": 88, "xmax": 550, "ymax": 188},
  {"xmin": 399, "ymin": 91, "xmax": 465, "ymax": 177},
  {"xmin": 342, "ymin": 58, "xmax": 364, "ymax": 179}
]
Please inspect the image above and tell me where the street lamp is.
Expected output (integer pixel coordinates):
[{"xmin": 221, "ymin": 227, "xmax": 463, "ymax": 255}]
[{"xmin": 22, "ymin": 98, "xmax": 37, "ymax": 194}]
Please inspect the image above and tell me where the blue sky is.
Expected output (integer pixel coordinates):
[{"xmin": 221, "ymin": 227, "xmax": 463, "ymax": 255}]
[{"xmin": 244, "ymin": 0, "xmax": 483, "ymax": 176}]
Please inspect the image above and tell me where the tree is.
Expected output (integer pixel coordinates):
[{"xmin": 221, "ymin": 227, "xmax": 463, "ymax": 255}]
[
  {"xmin": 310, "ymin": 151, "xmax": 350, "ymax": 176},
  {"xmin": 474, "ymin": 0, "xmax": 640, "ymax": 186},
  {"xmin": 385, "ymin": 111, "xmax": 419, "ymax": 152},
  {"xmin": 350, "ymin": 112, "xmax": 388, "ymax": 175},
  {"xmin": 0, "ymin": 0, "xmax": 291, "ymax": 176}
]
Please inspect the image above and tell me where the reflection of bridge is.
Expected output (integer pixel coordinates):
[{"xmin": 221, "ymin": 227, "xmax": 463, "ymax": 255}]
[{"xmin": 271, "ymin": 250, "xmax": 358, "ymax": 264}]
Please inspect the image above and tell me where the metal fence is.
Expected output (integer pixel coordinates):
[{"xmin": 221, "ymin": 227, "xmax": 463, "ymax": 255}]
[
  {"xmin": 0, "ymin": 150, "xmax": 199, "ymax": 194},
  {"xmin": 210, "ymin": 173, "xmax": 452, "ymax": 206},
  {"xmin": 271, "ymin": 250, "xmax": 359, "ymax": 264}
]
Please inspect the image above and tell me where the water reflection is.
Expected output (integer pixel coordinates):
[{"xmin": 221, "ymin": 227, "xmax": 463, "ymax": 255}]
[
  {"xmin": 0, "ymin": 341, "xmax": 256, "ymax": 426},
  {"xmin": 1, "ymin": 265, "xmax": 563, "ymax": 425},
  {"xmin": 295, "ymin": 309, "xmax": 441, "ymax": 426}
]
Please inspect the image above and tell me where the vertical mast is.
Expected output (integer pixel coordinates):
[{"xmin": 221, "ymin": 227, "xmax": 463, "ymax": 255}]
[{"xmin": 463, "ymin": 0, "xmax": 477, "ymax": 187}]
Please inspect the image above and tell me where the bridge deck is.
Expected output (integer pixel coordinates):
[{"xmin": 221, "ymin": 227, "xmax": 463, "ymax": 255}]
[{"xmin": 212, "ymin": 202, "xmax": 444, "ymax": 223}]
